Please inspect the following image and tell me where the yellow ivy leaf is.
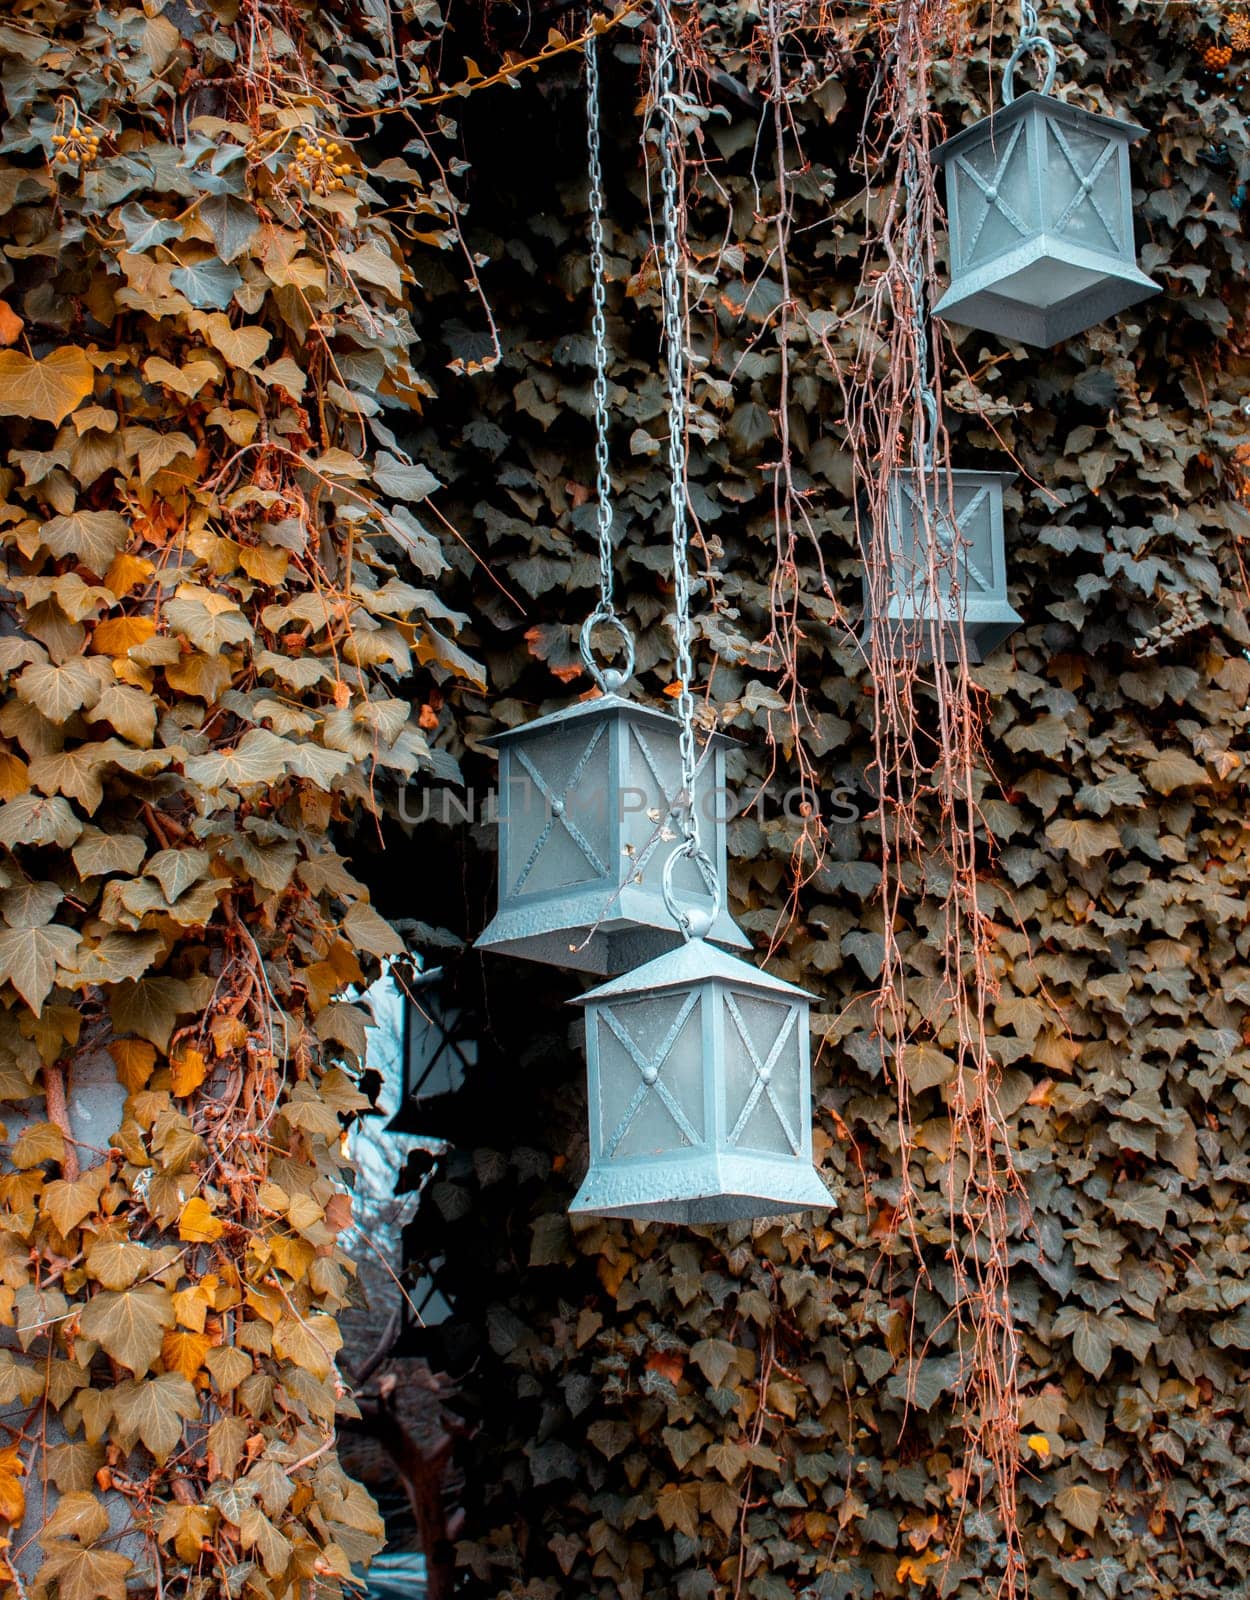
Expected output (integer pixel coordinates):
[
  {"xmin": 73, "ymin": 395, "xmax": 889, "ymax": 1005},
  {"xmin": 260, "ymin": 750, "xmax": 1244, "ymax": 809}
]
[
  {"xmin": 1027, "ymin": 1434, "xmax": 1051, "ymax": 1458},
  {"xmin": 160, "ymin": 1328, "xmax": 212, "ymax": 1383},
  {"xmin": 179, "ymin": 1197, "xmax": 224, "ymax": 1243},
  {"xmin": 0, "ymin": 348, "xmax": 94, "ymax": 425},
  {"xmin": 0, "ymin": 1443, "xmax": 26, "ymax": 1524},
  {"xmin": 169, "ymin": 1047, "xmax": 207, "ymax": 1097},
  {"xmin": 91, "ymin": 616, "xmax": 156, "ymax": 657}
]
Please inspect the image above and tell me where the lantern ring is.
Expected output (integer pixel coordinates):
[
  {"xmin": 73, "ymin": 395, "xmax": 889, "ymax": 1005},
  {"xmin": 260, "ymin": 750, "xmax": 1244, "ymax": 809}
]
[
  {"xmin": 661, "ymin": 841, "xmax": 721, "ymax": 942},
  {"xmin": 579, "ymin": 607, "xmax": 635, "ymax": 695},
  {"xmin": 1002, "ymin": 36, "xmax": 1057, "ymax": 103}
]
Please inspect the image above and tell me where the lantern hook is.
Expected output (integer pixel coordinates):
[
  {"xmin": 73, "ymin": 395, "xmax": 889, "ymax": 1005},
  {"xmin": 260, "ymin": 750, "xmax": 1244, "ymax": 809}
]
[
  {"xmin": 661, "ymin": 837, "xmax": 721, "ymax": 943},
  {"xmin": 1003, "ymin": 0, "xmax": 1057, "ymax": 103},
  {"xmin": 583, "ymin": 26, "xmax": 635, "ymax": 691},
  {"xmin": 579, "ymin": 603, "xmax": 635, "ymax": 694}
]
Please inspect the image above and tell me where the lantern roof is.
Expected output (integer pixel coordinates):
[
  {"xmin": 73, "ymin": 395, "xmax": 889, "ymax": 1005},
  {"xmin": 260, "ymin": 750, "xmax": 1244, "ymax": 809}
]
[
  {"xmin": 933, "ymin": 90, "xmax": 1146, "ymax": 167},
  {"xmin": 481, "ymin": 692, "xmax": 737, "ymax": 748},
  {"xmin": 573, "ymin": 935, "xmax": 814, "ymax": 1007}
]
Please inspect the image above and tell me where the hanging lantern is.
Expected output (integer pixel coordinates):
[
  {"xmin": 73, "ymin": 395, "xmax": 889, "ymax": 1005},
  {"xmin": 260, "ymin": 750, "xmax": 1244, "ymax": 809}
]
[
  {"xmin": 932, "ymin": 82, "xmax": 1160, "ymax": 347},
  {"xmin": 569, "ymin": 936, "xmax": 834, "ymax": 1223},
  {"xmin": 475, "ymin": 674, "xmax": 749, "ymax": 975},
  {"xmin": 863, "ymin": 466, "xmax": 1022, "ymax": 663}
]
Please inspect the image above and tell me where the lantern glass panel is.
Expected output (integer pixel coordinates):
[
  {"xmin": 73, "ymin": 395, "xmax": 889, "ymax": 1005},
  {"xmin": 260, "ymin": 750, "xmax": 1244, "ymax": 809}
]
[
  {"xmin": 596, "ymin": 992, "xmax": 704, "ymax": 1160},
  {"xmin": 1043, "ymin": 119, "xmax": 1123, "ymax": 255},
  {"xmin": 723, "ymin": 991, "xmax": 803, "ymax": 1158},
  {"xmin": 621, "ymin": 721, "xmax": 706, "ymax": 902},
  {"xmin": 954, "ymin": 123, "xmax": 1035, "ymax": 267},
  {"xmin": 503, "ymin": 720, "xmax": 612, "ymax": 900}
]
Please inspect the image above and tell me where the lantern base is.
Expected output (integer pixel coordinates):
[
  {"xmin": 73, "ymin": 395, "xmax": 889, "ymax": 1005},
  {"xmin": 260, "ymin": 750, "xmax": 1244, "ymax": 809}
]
[
  {"xmin": 570, "ymin": 1151, "xmax": 834, "ymax": 1224},
  {"xmin": 861, "ymin": 601, "xmax": 1023, "ymax": 664},
  {"xmin": 476, "ymin": 895, "xmax": 751, "ymax": 977},
  {"xmin": 934, "ymin": 235, "xmax": 1159, "ymax": 348}
]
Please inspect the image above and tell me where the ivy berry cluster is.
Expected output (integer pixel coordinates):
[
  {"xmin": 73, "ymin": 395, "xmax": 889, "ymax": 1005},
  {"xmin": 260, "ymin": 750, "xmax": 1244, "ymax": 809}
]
[{"xmin": 288, "ymin": 131, "xmax": 354, "ymax": 195}]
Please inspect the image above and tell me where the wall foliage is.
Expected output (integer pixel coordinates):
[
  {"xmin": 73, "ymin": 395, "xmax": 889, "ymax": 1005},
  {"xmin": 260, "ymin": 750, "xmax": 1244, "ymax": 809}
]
[
  {"xmin": 0, "ymin": 0, "xmax": 483, "ymax": 1595},
  {"xmin": 381, "ymin": 1, "xmax": 1250, "ymax": 1597}
]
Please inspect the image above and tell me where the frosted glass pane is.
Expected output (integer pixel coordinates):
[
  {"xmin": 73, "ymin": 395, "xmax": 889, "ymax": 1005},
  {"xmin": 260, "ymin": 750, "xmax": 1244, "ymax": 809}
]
[
  {"xmin": 954, "ymin": 124, "xmax": 1033, "ymax": 267},
  {"xmin": 723, "ymin": 991, "xmax": 803, "ymax": 1157},
  {"xmin": 594, "ymin": 993, "xmax": 704, "ymax": 1160},
  {"xmin": 950, "ymin": 483, "xmax": 995, "ymax": 595},
  {"xmin": 1044, "ymin": 122, "xmax": 1122, "ymax": 253},
  {"xmin": 504, "ymin": 724, "xmax": 612, "ymax": 897},
  {"xmin": 621, "ymin": 723, "xmax": 711, "ymax": 902}
]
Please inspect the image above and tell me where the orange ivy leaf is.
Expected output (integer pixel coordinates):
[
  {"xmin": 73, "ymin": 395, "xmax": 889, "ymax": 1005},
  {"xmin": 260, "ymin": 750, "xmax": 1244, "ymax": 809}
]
[
  {"xmin": 161, "ymin": 1329, "xmax": 213, "ymax": 1383},
  {"xmin": 0, "ymin": 347, "xmax": 94, "ymax": 425},
  {"xmin": 0, "ymin": 300, "xmax": 22, "ymax": 347},
  {"xmin": 169, "ymin": 1048, "xmax": 207, "ymax": 1097},
  {"xmin": 92, "ymin": 616, "xmax": 156, "ymax": 657},
  {"xmin": 0, "ymin": 1444, "xmax": 26, "ymax": 1525},
  {"xmin": 179, "ymin": 1197, "xmax": 224, "ymax": 1243}
]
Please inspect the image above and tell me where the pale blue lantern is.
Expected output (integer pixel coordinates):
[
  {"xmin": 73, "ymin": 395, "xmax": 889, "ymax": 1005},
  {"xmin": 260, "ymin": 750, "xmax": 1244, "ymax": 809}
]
[
  {"xmin": 863, "ymin": 467, "xmax": 1022, "ymax": 662},
  {"xmin": 570, "ymin": 936, "xmax": 834, "ymax": 1223},
  {"xmin": 933, "ymin": 90, "xmax": 1159, "ymax": 347},
  {"xmin": 475, "ymin": 693, "xmax": 748, "ymax": 976}
]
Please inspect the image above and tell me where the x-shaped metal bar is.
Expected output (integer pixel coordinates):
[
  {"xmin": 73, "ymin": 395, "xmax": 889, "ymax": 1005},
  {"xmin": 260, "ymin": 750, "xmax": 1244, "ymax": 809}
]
[
  {"xmin": 1048, "ymin": 123, "xmax": 1119, "ymax": 248},
  {"xmin": 626, "ymin": 725, "xmax": 714, "ymax": 885},
  {"xmin": 955, "ymin": 121, "xmax": 1030, "ymax": 263},
  {"xmin": 509, "ymin": 726, "xmax": 609, "ymax": 896},
  {"xmin": 901, "ymin": 481, "xmax": 993, "ymax": 594},
  {"xmin": 601, "ymin": 993, "xmax": 702, "ymax": 1157},
  {"xmin": 724, "ymin": 993, "xmax": 802, "ymax": 1156}
]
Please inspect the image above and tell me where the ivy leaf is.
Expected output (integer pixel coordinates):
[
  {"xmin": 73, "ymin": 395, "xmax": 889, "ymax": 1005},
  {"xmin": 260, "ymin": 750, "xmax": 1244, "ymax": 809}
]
[
  {"xmin": 238, "ymin": 1506, "xmax": 293, "ymax": 1578},
  {"xmin": 200, "ymin": 194, "xmax": 260, "ymax": 263},
  {"xmin": 690, "ymin": 1338, "xmax": 738, "ymax": 1389},
  {"xmin": 170, "ymin": 257, "xmax": 242, "ymax": 310},
  {"xmin": 183, "ymin": 728, "xmax": 290, "ymax": 791},
  {"xmin": 0, "ymin": 347, "xmax": 94, "ymax": 425},
  {"xmin": 341, "ymin": 901, "xmax": 404, "ymax": 959},
  {"xmin": 43, "ymin": 1165, "xmax": 110, "ymax": 1236},
  {"xmin": 110, "ymin": 1371, "xmax": 198, "ymax": 1462},
  {"xmin": 373, "ymin": 453, "xmax": 440, "ymax": 500},
  {"xmin": 72, "ymin": 931, "xmax": 163, "ymax": 986},
  {"xmin": 17, "ymin": 657, "xmax": 107, "ymax": 723},
  {"xmin": 110, "ymin": 976, "xmax": 192, "ymax": 1050},
  {"xmin": 1055, "ymin": 1483, "xmax": 1103, "ymax": 1536},
  {"xmin": 10, "ymin": 1120, "xmax": 64, "ymax": 1168},
  {"xmin": 72, "ymin": 828, "xmax": 147, "ymax": 879},
  {"xmin": 116, "ymin": 202, "xmax": 182, "ymax": 253},
  {"xmin": 43, "ymin": 1489, "xmax": 110, "ymax": 1542},
  {"xmin": 0, "ymin": 922, "xmax": 81, "ymax": 1011},
  {"xmin": 40, "ymin": 510, "xmax": 131, "ymax": 573},
  {"xmin": 205, "ymin": 1345, "xmax": 253, "ymax": 1393},
  {"xmin": 1144, "ymin": 750, "xmax": 1206, "ymax": 794},
  {"xmin": 655, "ymin": 1482, "xmax": 701, "ymax": 1538},
  {"xmin": 80, "ymin": 1285, "xmax": 175, "ymax": 1375},
  {"xmin": 272, "ymin": 1313, "xmax": 342, "ymax": 1379},
  {"xmin": 1043, "ymin": 817, "xmax": 1122, "ymax": 867},
  {"xmin": 1053, "ymin": 1308, "xmax": 1113, "ymax": 1379},
  {"xmin": 0, "ymin": 793, "xmax": 83, "ymax": 849},
  {"xmin": 36, "ymin": 1543, "xmax": 132, "ymax": 1600}
]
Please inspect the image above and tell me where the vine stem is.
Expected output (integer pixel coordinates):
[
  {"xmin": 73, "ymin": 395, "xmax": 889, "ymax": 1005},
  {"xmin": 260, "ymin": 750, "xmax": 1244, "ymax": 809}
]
[{"xmin": 43, "ymin": 1063, "xmax": 79, "ymax": 1183}]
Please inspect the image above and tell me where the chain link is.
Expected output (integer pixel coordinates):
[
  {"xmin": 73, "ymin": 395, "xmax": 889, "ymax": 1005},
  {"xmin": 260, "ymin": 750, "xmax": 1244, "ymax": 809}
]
[
  {"xmin": 586, "ymin": 32, "xmax": 614, "ymax": 613},
  {"xmin": 580, "ymin": 28, "xmax": 635, "ymax": 694},
  {"xmin": 1004, "ymin": 0, "xmax": 1057, "ymax": 101},
  {"xmin": 655, "ymin": 0, "xmax": 698, "ymax": 845}
]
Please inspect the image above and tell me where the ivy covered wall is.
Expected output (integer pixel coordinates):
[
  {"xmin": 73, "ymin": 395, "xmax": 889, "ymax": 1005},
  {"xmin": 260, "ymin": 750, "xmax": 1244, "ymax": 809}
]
[{"xmin": 385, "ymin": 2, "xmax": 1250, "ymax": 1597}]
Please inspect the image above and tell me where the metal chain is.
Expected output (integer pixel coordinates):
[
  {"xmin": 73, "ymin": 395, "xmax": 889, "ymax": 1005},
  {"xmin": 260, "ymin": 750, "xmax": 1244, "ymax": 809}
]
[
  {"xmin": 580, "ymin": 27, "xmax": 635, "ymax": 695},
  {"xmin": 1004, "ymin": 0, "xmax": 1057, "ymax": 101},
  {"xmin": 904, "ymin": 146, "xmax": 939, "ymax": 473},
  {"xmin": 586, "ymin": 32, "xmax": 614, "ymax": 611},
  {"xmin": 655, "ymin": 0, "xmax": 717, "ymax": 938}
]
